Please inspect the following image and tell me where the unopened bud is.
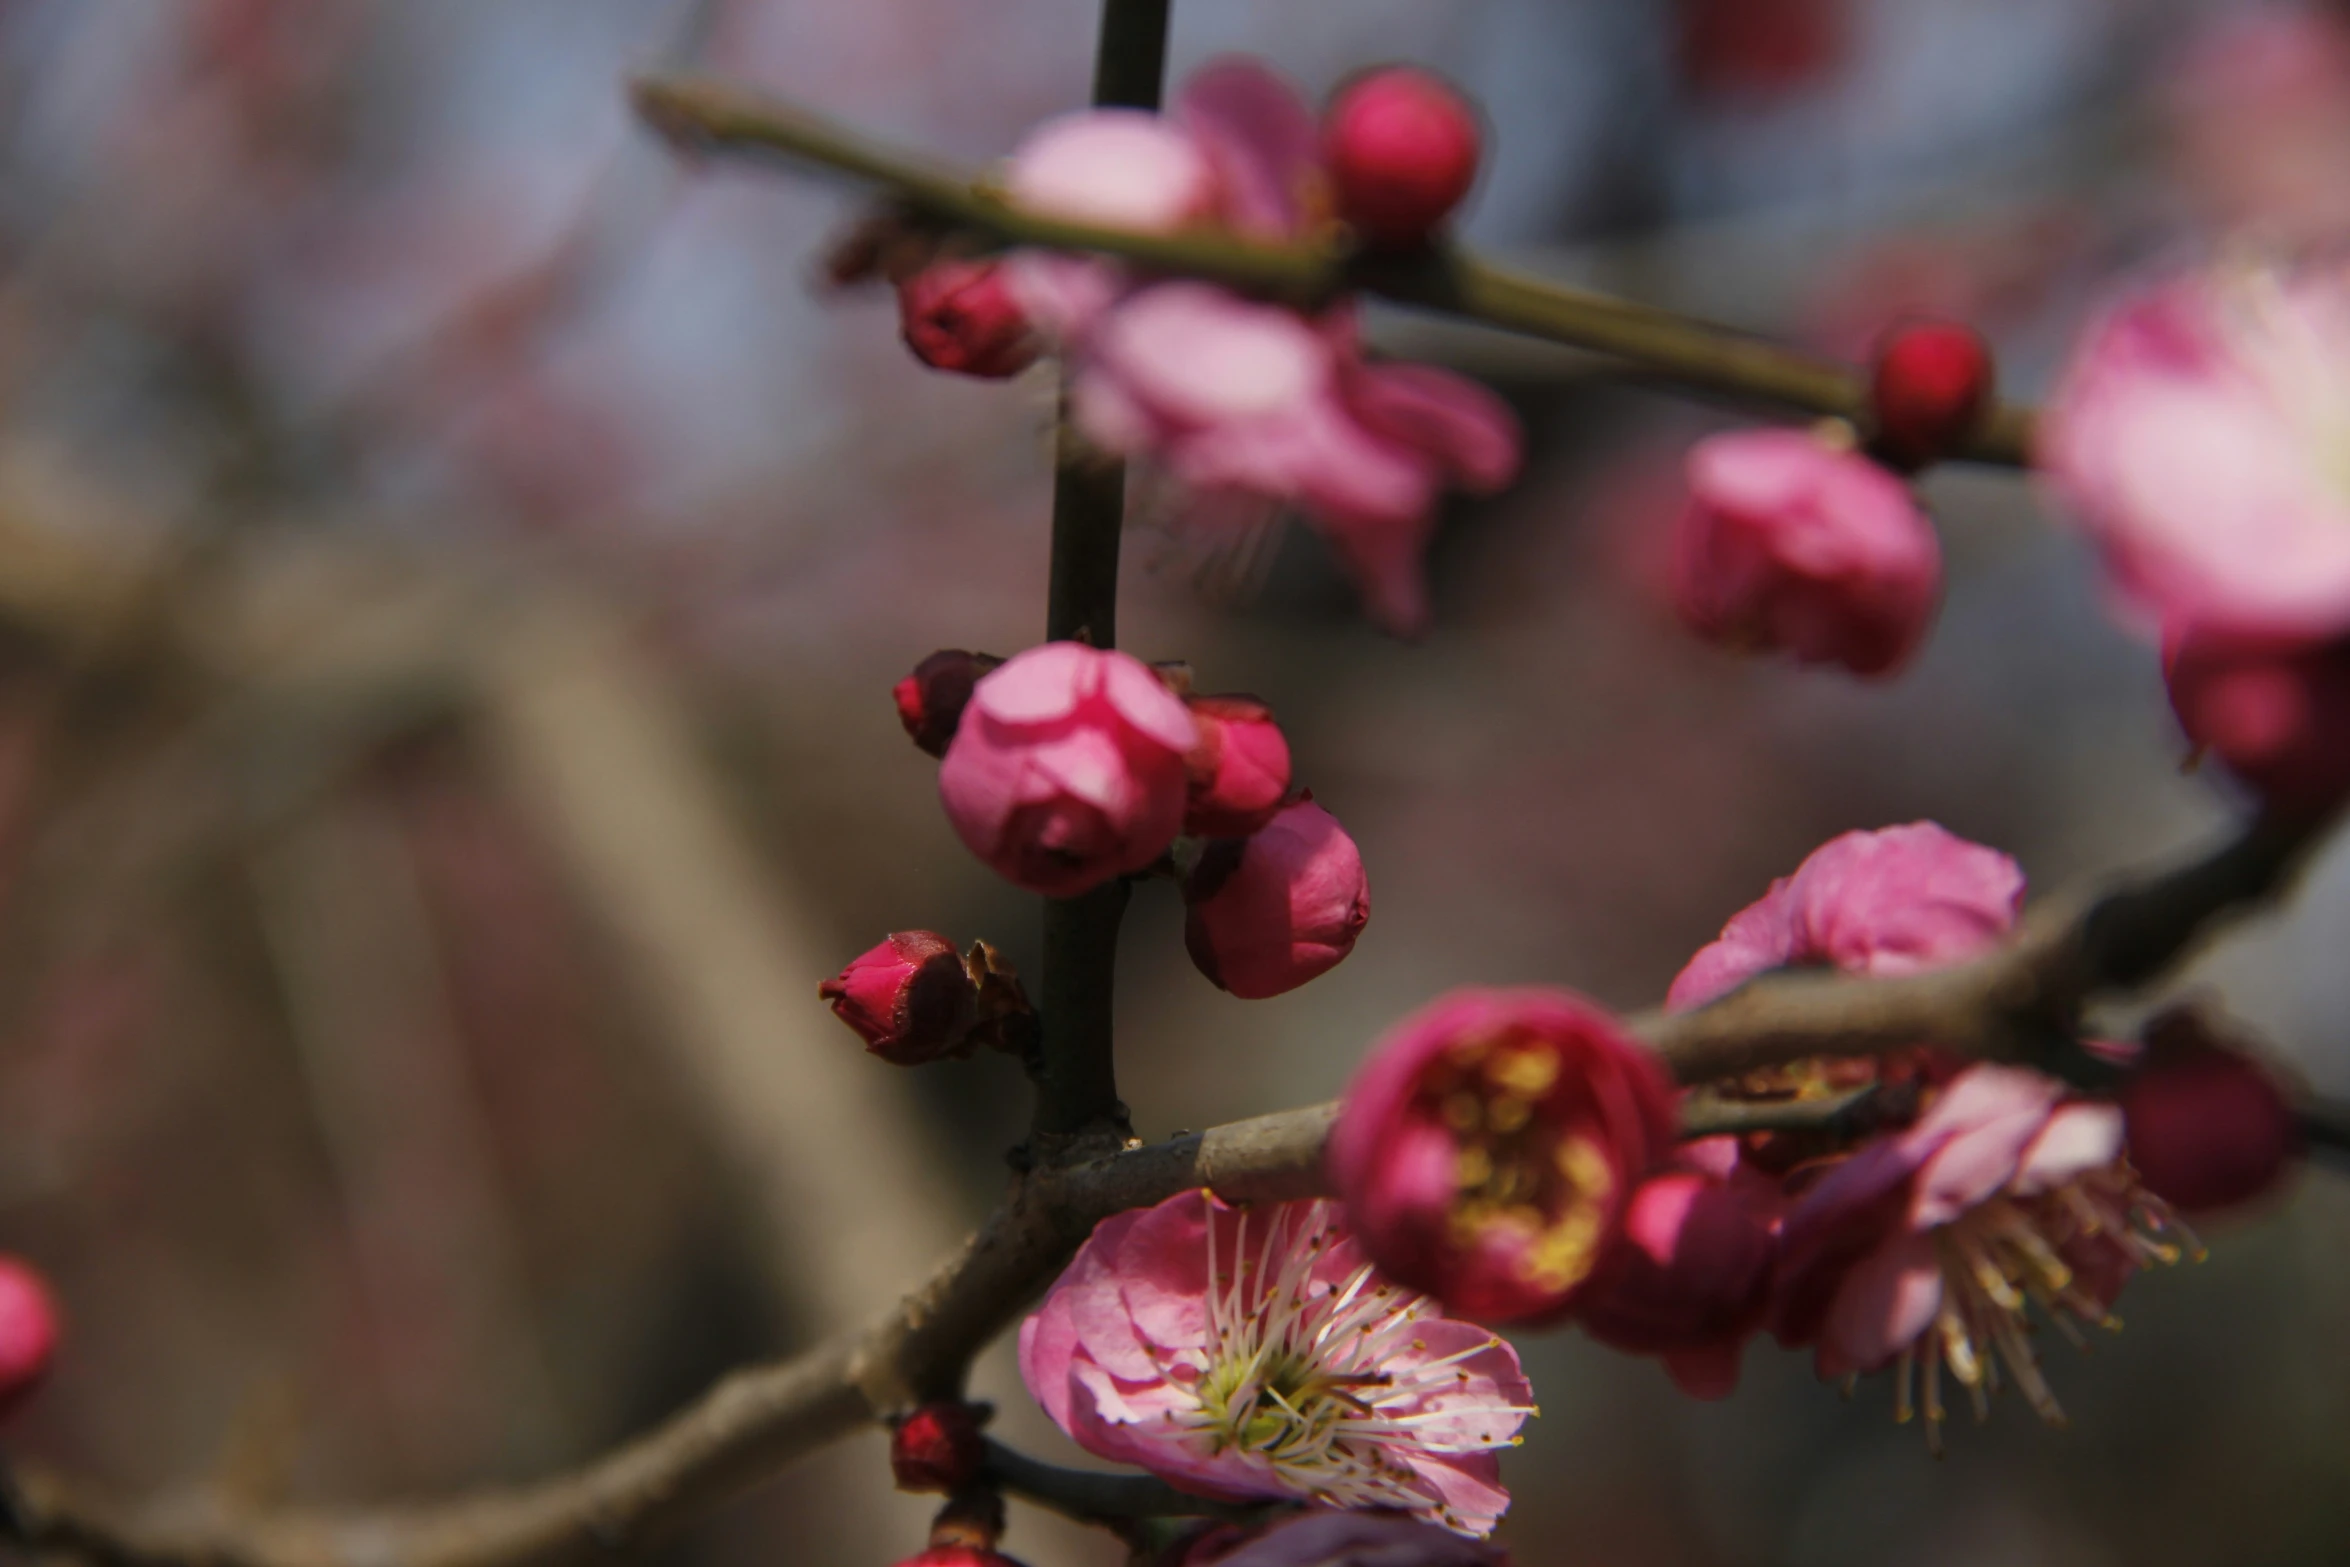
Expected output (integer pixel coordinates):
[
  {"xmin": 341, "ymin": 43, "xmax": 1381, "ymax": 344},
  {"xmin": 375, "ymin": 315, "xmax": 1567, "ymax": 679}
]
[
  {"xmin": 1182, "ymin": 696, "xmax": 1293, "ymax": 840},
  {"xmin": 2122, "ymin": 1010, "xmax": 2302, "ymax": 1215},
  {"xmin": 0, "ymin": 1256, "xmax": 58, "ymax": 1420},
  {"xmin": 1322, "ymin": 68, "xmax": 1482, "ymax": 248},
  {"xmin": 899, "ymin": 261, "xmax": 1042, "ymax": 379},
  {"xmin": 896, "ymin": 650, "xmax": 1003, "ymax": 758},
  {"xmin": 1869, "ymin": 319, "xmax": 1994, "ymax": 470},
  {"xmin": 1183, "ymin": 797, "xmax": 1368, "ymax": 999},
  {"xmin": 819, "ymin": 932, "xmax": 979, "ymax": 1065},
  {"xmin": 891, "ymin": 1403, "xmax": 987, "ymax": 1492}
]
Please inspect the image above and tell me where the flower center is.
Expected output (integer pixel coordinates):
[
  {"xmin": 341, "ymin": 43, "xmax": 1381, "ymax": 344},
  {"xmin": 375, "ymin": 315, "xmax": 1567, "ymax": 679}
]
[{"xmin": 1428, "ymin": 1031, "xmax": 1613, "ymax": 1293}]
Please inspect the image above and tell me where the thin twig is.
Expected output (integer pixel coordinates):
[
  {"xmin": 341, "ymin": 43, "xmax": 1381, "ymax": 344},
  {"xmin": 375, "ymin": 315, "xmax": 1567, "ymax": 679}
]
[{"xmin": 627, "ymin": 72, "xmax": 2035, "ymax": 465}]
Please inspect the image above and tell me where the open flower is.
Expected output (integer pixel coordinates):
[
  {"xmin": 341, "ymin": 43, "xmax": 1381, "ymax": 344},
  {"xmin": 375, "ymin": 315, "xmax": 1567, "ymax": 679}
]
[
  {"xmin": 938, "ymin": 643, "xmax": 1197, "ymax": 895},
  {"xmin": 1003, "ymin": 59, "xmax": 1521, "ymax": 636},
  {"xmin": 1571, "ymin": 1165, "xmax": 1779, "ymax": 1399},
  {"xmin": 1770, "ymin": 1065, "xmax": 2194, "ymax": 1448},
  {"xmin": 1668, "ymin": 822, "xmax": 2024, "ymax": 1012},
  {"xmin": 1330, "ymin": 988, "xmax": 1678, "ymax": 1325},
  {"xmin": 1671, "ymin": 429, "xmax": 1942, "ymax": 678},
  {"xmin": 1018, "ymin": 1193, "xmax": 1532, "ymax": 1537},
  {"xmin": 2041, "ymin": 262, "xmax": 2350, "ymax": 639}
]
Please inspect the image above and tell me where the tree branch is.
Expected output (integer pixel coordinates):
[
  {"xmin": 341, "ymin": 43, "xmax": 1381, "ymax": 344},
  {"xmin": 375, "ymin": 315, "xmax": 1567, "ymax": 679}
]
[
  {"xmin": 627, "ymin": 73, "xmax": 2035, "ymax": 465},
  {"xmin": 979, "ymin": 1441, "xmax": 1272, "ymax": 1526}
]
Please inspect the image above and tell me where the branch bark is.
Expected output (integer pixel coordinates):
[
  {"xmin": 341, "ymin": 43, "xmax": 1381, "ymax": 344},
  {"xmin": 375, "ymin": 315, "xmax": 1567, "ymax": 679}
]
[{"xmin": 628, "ymin": 73, "xmax": 2035, "ymax": 466}]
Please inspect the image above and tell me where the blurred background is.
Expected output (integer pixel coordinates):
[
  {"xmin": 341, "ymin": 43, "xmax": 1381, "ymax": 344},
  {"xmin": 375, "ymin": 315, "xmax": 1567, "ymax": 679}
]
[{"xmin": 0, "ymin": 0, "xmax": 2345, "ymax": 1563}]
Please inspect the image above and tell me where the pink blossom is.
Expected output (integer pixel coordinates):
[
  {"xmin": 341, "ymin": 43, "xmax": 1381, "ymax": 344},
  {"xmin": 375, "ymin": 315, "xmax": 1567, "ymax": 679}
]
[
  {"xmin": 1770, "ymin": 1065, "xmax": 2192, "ymax": 1445},
  {"xmin": 1182, "ymin": 797, "xmax": 1369, "ymax": 999},
  {"xmin": 1667, "ymin": 822, "xmax": 2025, "ymax": 1011},
  {"xmin": 1672, "ymin": 429, "xmax": 1942, "ymax": 677},
  {"xmin": 1179, "ymin": 1511, "xmax": 1509, "ymax": 1567},
  {"xmin": 938, "ymin": 643, "xmax": 1197, "ymax": 896},
  {"xmin": 1002, "ymin": 60, "xmax": 1522, "ymax": 636},
  {"xmin": 2121, "ymin": 1016, "xmax": 2302, "ymax": 1216},
  {"xmin": 0, "ymin": 1257, "xmax": 58, "ymax": 1419},
  {"xmin": 1571, "ymin": 1168, "xmax": 1779, "ymax": 1399},
  {"xmin": 1018, "ymin": 1193, "xmax": 1532, "ymax": 1536},
  {"xmin": 817, "ymin": 931, "xmax": 978, "ymax": 1065},
  {"xmin": 2164, "ymin": 624, "xmax": 2350, "ymax": 814},
  {"xmin": 1182, "ymin": 695, "xmax": 1293, "ymax": 840},
  {"xmin": 2040, "ymin": 263, "xmax": 2350, "ymax": 639},
  {"xmin": 1330, "ymin": 988, "xmax": 1678, "ymax": 1325}
]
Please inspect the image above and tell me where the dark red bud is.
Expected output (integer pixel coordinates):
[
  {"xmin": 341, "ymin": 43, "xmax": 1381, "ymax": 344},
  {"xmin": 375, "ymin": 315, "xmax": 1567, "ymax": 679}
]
[
  {"xmin": 1868, "ymin": 320, "xmax": 1994, "ymax": 469},
  {"xmin": 896, "ymin": 650, "xmax": 1003, "ymax": 758},
  {"xmin": 818, "ymin": 932, "xmax": 980, "ymax": 1065},
  {"xmin": 898, "ymin": 261, "xmax": 1041, "ymax": 379},
  {"xmin": 891, "ymin": 1402, "xmax": 986, "ymax": 1493},
  {"xmin": 2122, "ymin": 1014, "xmax": 2302, "ymax": 1215}
]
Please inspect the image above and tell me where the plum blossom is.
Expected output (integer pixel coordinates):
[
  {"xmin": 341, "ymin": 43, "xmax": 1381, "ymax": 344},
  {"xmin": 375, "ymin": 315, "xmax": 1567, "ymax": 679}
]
[
  {"xmin": 1671, "ymin": 429, "xmax": 1942, "ymax": 677},
  {"xmin": 1330, "ymin": 988, "xmax": 1678, "ymax": 1325},
  {"xmin": 1182, "ymin": 695, "xmax": 1293, "ymax": 840},
  {"xmin": 1570, "ymin": 1163, "xmax": 1779, "ymax": 1399},
  {"xmin": 1182, "ymin": 797, "xmax": 1370, "ymax": 999},
  {"xmin": 1173, "ymin": 1511, "xmax": 1509, "ymax": 1567},
  {"xmin": 2164, "ymin": 623, "xmax": 2350, "ymax": 813},
  {"xmin": 2041, "ymin": 262, "xmax": 2350, "ymax": 638},
  {"xmin": 1002, "ymin": 60, "xmax": 1522, "ymax": 636},
  {"xmin": 1668, "ymin": 822, "xmax": 2025, "ymax": 1012},
  {"xmin": 1771, "ymin": 1065, "xmax": 2194, "ymax": 1447},
  {"xmin": 2120, "ymin": 1013, "xmax": 2303, "ymax": 1216},
  {"xmin": 1019, "ymin": 1193, "xmax": 1533, "ymax": 1536},
  {"xmin": 938, "ymin": 643, "xmax": 1197, "ymax": 895},
  {"xmin": 818, "ymin": 931, "xmax": 978, "ymax": 1065}
]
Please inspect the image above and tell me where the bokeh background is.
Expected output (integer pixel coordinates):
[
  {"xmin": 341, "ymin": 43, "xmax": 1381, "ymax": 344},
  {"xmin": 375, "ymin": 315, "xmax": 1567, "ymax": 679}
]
[{"xmin": 0, "ymin": 0, "xmax": 2346, "ymax": 1563}]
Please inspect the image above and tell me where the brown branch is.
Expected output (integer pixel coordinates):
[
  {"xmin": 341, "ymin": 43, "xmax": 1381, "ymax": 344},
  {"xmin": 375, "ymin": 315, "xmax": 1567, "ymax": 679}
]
[
  {"xmin": 4, "ymin": 810, "xmax": 2325, "ymax": 1567},
  {"xmin": 627, "ymin": 72, "xmax": 2035, "ymax": 466}
]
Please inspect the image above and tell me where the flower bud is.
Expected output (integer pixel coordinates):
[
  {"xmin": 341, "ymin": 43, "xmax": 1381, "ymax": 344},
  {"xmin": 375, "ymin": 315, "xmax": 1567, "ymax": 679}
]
[
  {"xmin": 1868, "ymin": 320, "xmax": 1995, "ymax": 469},
  {"xmin": 1330, "ymin": 987, "xmax": 1678, "ymax": 1324},
  {"xmin": 890, "ymin": 1403, "xmax": 986, "ymax": 1493},
  {"xmin": 898, "ymin": 261, "xmax": 1041, "ymax": 380},
  {"xmin": 0, "ymin": 1256, "xmax": 58, "ymax": 1419},
  {"xmin": 1184, "ymin": 1513, "xmax": 1507, "ymax": 1567},
  {"xmin": 938, "ymin": 643, "xmax": 1197, "ymax": 896},
  {"xmin": 818, "ymin": 932, "xmax": 979, "ymax": 1065},
  {"xmin": 2164, "ymin": 625, "xmax": 2350, "ymax": 815},
  {"xmin": 1573, "ymin": 1170, "xmax": 1777, "ymax": 1399},
  {"xmin": 1672, "ymin": 429, "xmax": 1941, "ymax": 677},
  {"xmin": 1183, "ymin": 799, "xmax": 1368, "ymax": 999},
  {"xmin": 2121, "ymin": 1015, "xmax": 2302, "ymax": 1215},
  {"xmin": 1322, "ymin": 68, "xmax": 1482, "ymax": 248},
  {"xmin": 1181, "ymin": 696, "xmax": 1292, "ymax": 840},
  {"xmin": 895, "ymin": 1549, "xmax": 1024, "ymax": 1567},
  {"xmin": 895, "ymin": 650, "xmax": 1003, "ymax": 759}
]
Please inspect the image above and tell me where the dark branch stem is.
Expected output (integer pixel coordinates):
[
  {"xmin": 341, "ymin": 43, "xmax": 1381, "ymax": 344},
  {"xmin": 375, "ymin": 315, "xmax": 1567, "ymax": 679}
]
[
  {"xmin": 980, "ymin": 1442, "xmax": 1273, "ymax": 1525},
  {"xmin": 627, "ymin": 73, "xmax": 2034, "ymax": 465},
  {"xmin": 1028, "ymin": 0, "xmax": 1170, "ymax": 1147}
]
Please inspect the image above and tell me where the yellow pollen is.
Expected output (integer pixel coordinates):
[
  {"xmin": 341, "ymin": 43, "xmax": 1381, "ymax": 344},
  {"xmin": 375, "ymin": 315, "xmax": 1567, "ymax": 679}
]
[
  {"xmin": 1485, "ymin": 1046, "xmax": 1560, "ymax": 1099},
  {"xmin": 1486, "ymin": 1095, "xmax": 1533, "ymax": 1135},
  {"xmin": 1454, "ymin": 1146, "xmax": 1493, "ymax": 1189}
]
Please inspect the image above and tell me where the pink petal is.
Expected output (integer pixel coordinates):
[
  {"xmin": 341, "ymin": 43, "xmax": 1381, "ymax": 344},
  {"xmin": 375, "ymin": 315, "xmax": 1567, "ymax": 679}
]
[
  {"xmin": 1007, "ymin": 110, "xmax": 1216, "ymax": 232},
  {"xmin": 1093, "ymin": 283, "xmax": 1332, "ymax": 424},
  {"xmin": 973, "ymin": 642, "xmax": 1095, "ymax": 725},
  {"xmin": 1175, "ymin": 56, "xmax": 1321, "ymax": 240},
  {"xmin": 1343, "ymin": 359, "xmax": 1524, "ymax": 493},
  {"xmin": 2012, "ymin": 1102, "xmax": 2124, "ymax": 1195},
  {"xmin": 1817, "ymin": 1228, "xmax": 1942, "ymax": 1377},
  {"xmin": 1909, "ymin": 1065, "xmax": 2066, "ymax": 1227},
  {"xmin": 1100, "ymin": 651, "xmax": 1201, "ymax": 752}
]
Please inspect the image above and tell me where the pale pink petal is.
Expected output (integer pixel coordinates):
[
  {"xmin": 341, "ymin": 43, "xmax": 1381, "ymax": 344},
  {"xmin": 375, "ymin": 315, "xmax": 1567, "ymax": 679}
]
[
  {"xmin": 1101, "ymin": 652, "xmax": 1201, "ymax": 752},
  {"xmin": 1817, "ymin": 1229, "xmax": 1943, "ymax": 1377},
  {"xmin": 1007, "ymin": 110, "xmax": 1216, "ymax": 232},
  {"xmin": 973, "ymin": 641, "xmax": 1095, "ymax": 725},
  {"xmin": 1344, "ymin": 360, "xmax": 1524, "ymax": 493},
  {"xmin": 2012, "ymin": 1102, "xmax": 2125, "ymax": 1195},
  {"xmin": 1175, "ymin": 56, "xmax": 1321, "ymax": 239}
]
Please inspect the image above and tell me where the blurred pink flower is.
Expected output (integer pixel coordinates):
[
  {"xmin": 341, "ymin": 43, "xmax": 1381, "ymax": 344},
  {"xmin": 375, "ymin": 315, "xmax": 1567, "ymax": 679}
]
[
  {"xmin": 1181, "ymin": 696, "xmax": 1293, "ymax": 840},
  {"xmin": 2161, "ymin": 7, "xmax": 2350, "ymax": 246},
  {"xmin": 1180, "ymin": 1511, "xmax": 1509, "ymax": 1567},
  {"xmin": 1330, "ymin": 988, "xmax": 1678, "ymax": 1326},
  {"xmin": 2041, "ymin": 264, "xmax": 2350, "ymax": 639},
  {"xmin": 2164, "ymin": 624, "xmax": 2350, "ymax": 814},
  {"xmin": 1018, "ymin": 1193, "xmax": 1532, "ymax": 1536},
  {"xmin": 1182, "ymin": 796, "xmax": 1369, "ymax": 998},
  {"xmin": 1671, "ymin": 429, "xmax": 1941, "ymax": 677},
  {"xmin": 0, "ymin": 1256, "xmax": 58, "ymax": 1420},
  {"xmin": 938, "ymin": 643, "xmax": 1197, "ymax": 896},
  {"xmin": 2120, "ymin": 1019, "xmax": 2302, "ymax": 1217},
  {"xmin": 1667, "ymin": 822, "xmax": 2025, "ymax": 1011},
  {"xmin": 1571, "ymin": 1168, "xmax": 1779, "ymax": 1399},
  {"xmin": 1004, "ymin": 59, "xmax": 1521, "ymax": 635},
  {"xmin": 897, "ymin": 260, "xmax": 1041, "ymax": 379},
  {"xmin": 1770, "ymin": 1065, "xmax": 2191, "ymax": 1444}
]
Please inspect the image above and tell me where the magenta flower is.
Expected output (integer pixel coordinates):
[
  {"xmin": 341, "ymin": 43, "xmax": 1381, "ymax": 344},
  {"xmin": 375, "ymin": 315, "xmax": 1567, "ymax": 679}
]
[
  {"xmin": 1667, "ymin": 822, "xmax": 2025, "ymax": 1011},
  {"xmin": 1770, "ymin": 1065, "xmax": 2193, "ymax": 1447},
  {"xmin": 938, "ymin": 643, "xmax": 1197, "ymax": 896},
  {"xmin": 2164, "ymin": 623, "xmax": 2350, "ymax": 814},
  {"xmin": 1671, "ymin": 429, "xmax": 1942, "ymax": 677},
  {"xmin": 1181, "ymin": 695, "xmax": 1293, "ymax": 840},
  {"xmin": 1330, "ymin": 988, "xmax": 1679, "ymax": 1326},
  {"xmin": 1182, "ymin": 797, "xmax": 1370, "ymax": 999},
  {"xmin": 1003, "ymin": 59, "xmax": 1522, "ymax": 636},
  {"xmin": 2041, "ymin": 263, "xmax": 2350, "ymax": 639},
  {"xmin": 1571, "ymin": 1167, "xmax": 1779, "ymax": 1399},
  {"xmin": 1018, "ymin": 1192, "xmax": 1533, "ymax": 1536}
]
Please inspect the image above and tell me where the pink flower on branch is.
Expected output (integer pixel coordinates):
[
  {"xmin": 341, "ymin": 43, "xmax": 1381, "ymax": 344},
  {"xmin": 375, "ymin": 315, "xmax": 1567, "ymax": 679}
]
[
  {"xmin": 1331, "ymin": 988, "xmax": 1678, "ymax": 1326},
  {"xmin": 1770, "ymin": 1065, "xmax": 2194, "ymax": 1447},
  {"xmin": 2041, "ymin": 263, "xmax": 2350, "ymax": 639},
  {"xmin": 939, "ymin": 642, "xmax": 1197, "ymax": 896},
  {"xmin": 1571, "ymin": 1167, "xmax": 1779, "ymax": 1399},
  {"xmin": 1671, "ymin": 429, "xmax": 1942, "ymax": 678},
  {"xmin": 1019, "ymin": 1193, "xmax": 1532, "ymax": 1536},
  {"xmin": 1181, "ymin": 695, "xmax": 1292, "ymax": 840},
  {"xmin": 1003, "ymin": 60, "xmax": 1522, "ymax": 636},
  {"xmin": 1182, "ymin": 796, "xmax": 1370, "ymax": 999}
]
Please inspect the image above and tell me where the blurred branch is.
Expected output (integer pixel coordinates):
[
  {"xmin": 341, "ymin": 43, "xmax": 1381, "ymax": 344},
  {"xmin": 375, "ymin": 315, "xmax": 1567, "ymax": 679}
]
[
  {"xmin": 1677, "ymin": 1082, "xmax": 1915, "ymax": 1141},
  {"xmin": 628, "ymin": 73, "xmax": 2035, "ymax": 465}
]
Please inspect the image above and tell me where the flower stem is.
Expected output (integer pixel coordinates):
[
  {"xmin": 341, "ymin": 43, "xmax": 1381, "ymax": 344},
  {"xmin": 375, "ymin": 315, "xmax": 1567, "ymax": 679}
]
[
  {"xmin": 1030, "ymin": 0, "xmax": 1172, "ymax": 1146},
  {"xmin": 628, "ymin": 72, "xmax": 2038, "ymax": 466}
]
